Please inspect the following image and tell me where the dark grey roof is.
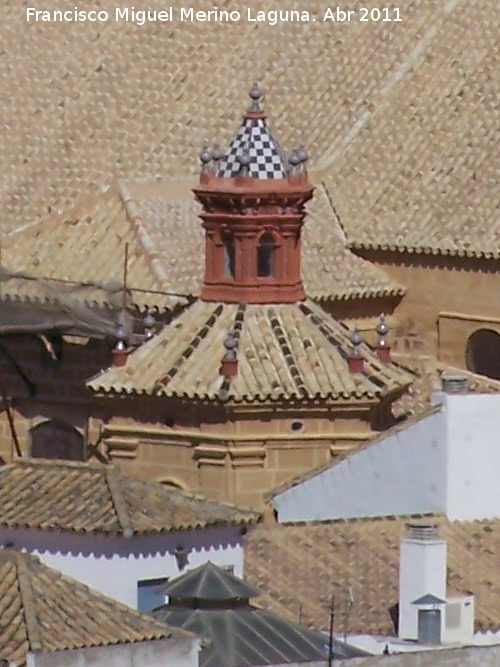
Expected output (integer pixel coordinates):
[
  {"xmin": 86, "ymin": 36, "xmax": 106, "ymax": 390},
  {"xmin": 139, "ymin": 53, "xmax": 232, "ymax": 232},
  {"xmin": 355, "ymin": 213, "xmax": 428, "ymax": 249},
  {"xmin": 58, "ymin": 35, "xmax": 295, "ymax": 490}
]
[
  {"xmin": 152, "ymin": 606, "xmax": 329, "ymax": 667},
  {"xmin": 412, "ymin": 594, "xmax": 447, "ymax": 605},
  {"xmin": 154, "ymin": 562, "xmax": 367, "ymax": 666},
  {"xmin": 163, "ymin": 561, "xmax": 260, "ymax": 601}
]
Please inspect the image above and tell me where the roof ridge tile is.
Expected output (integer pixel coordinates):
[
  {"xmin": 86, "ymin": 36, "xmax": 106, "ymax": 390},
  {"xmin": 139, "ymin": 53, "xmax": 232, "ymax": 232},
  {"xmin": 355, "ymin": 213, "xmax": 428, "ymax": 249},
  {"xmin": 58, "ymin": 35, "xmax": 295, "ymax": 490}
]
[
  {"xmin": 104, "ymin": 466, "xmax": 134, "ymax": 538},
  {"xmin": 15, "ymin": 552, "xmax": 43, "ymax": 652}
]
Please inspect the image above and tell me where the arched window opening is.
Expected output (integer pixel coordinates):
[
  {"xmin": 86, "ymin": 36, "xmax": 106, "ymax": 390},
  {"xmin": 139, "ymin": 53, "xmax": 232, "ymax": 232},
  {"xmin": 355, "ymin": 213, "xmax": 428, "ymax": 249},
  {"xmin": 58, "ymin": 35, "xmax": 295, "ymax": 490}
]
[
  {"xmin": 222, "ymin": 234, "xmax": 235, "ymax": 278},
  {"xmin": 466, "ymin": 329, "xmax": 500, "ymax": 380},
  {"xmin": 257, "ymin": 233, "xmax": 276, "ymax": 277},
  {"xmin": 30, "ymin": 420, "xmax": 85, "ymax": 461}
]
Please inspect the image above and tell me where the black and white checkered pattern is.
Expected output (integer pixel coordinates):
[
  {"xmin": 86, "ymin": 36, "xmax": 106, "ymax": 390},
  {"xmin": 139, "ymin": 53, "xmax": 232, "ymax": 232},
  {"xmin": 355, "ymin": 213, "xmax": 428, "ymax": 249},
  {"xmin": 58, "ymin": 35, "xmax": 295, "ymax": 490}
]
[{"xmin": 218, "ymin": 118, "xmax": 287, "ymax": 179}]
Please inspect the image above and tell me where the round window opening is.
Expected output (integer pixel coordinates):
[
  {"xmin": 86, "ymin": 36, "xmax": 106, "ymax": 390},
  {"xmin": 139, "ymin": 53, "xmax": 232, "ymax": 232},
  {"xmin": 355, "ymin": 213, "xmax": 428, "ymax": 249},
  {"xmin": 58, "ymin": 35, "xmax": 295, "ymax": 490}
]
[
  {"xmin": 466, "ymin": 329, "xmax": 500, "ymax": 380},
  {"xmin": 291, "ymin": 420, "xmax": 304, "ymax": 432}
]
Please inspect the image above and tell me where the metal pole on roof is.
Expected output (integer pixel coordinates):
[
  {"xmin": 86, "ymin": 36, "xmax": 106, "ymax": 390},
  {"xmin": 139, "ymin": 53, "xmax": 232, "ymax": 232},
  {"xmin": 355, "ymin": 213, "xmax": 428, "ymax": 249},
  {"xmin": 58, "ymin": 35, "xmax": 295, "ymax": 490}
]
[
  {"xmin": 122, "ymin": 242, "xmax": 129, "ymax": 311},
  {"xmin": 343, "ymin": 588, "xmax": 354, "ymax": 644},
  {"xmin": 0, "ymin": 373, "xmax": 22, "ymax": 458},
  {"xmin": 328, "ymin": 595, "xmax": 335, "ymax": 667}
]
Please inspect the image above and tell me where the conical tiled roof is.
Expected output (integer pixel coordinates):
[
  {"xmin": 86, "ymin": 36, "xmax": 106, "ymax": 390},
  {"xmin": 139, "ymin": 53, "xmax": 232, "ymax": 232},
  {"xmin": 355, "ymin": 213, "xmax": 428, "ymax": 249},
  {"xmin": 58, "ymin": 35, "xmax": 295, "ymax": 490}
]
[
  {"xmin": 217, "ymin": 84, "xmax": 288, "ymax": 180},
  {"xmin": 217, "ymin": 117, "xmax": 287, "ymax": 180},
  {"xmin": 164, "ymin": 561, "xmax": 260, "ymax": 601}
]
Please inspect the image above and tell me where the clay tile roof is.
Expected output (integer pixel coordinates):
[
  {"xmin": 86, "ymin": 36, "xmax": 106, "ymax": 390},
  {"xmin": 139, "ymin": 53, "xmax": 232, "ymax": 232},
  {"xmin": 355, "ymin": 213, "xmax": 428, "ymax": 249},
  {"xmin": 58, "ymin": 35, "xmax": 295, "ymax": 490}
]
[
  {"xmin": 303, "ymin": 181, "xmax": 405, "ymax": 301},
  {"xmin": 87, "ymin": 298, "xmax": 414, "ymax": 402},
  {"xmin": 1, "ymin": 176, "xmax": 401, "ymax": 311},
  {"xmin": 2, "ymin": 2, "xmax": 497, "ymax": 260},
  {"xmin": 392, "ymin": 355, "xmax": 500, "ymax": 419},
  {"xmin": 0, "ymin": 459, "xmax": 260, "ymax": 535},
  {"xmin": 0, "ymin": 548, "xmax": 182, "ymax": 665},
  {"xmin": 319, "ymin": 3, "xmax": 499, "ymax": 259},
  {"xmin": 244, "ymin": 515, "xmax": 500, "ymax": 635},
  {"xmin": 2, "ymin": 184, "xmax": 185, "ymax": 312}
]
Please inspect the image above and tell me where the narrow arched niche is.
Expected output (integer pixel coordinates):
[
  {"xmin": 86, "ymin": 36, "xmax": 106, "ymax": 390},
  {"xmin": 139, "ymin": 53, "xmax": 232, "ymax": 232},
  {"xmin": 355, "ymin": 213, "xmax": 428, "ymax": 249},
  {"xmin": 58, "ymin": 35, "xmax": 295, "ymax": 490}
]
[
  {"xmin": 30, "ymin": 420, "xmax": 85, "ymax": 461},
  {"xmin": 222, "ymin": 233, "xmax": 235, "ymax": 278},
  {"xmin": 466, "ymin": 329, "xmax": 500, "ymax": 380},
  {"xmin": 257, "ymin": 232, "xmax": 276, "ymax": 277}
]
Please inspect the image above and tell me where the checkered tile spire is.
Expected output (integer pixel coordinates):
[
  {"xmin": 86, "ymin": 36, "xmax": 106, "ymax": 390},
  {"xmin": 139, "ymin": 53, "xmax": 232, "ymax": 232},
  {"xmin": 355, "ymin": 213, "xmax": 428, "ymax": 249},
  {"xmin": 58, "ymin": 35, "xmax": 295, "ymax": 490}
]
[
  {"xmin": 218, "ymin": 118, "xmax": 288, "ymax": 179},
  {"xmin": 217, "ymin": 83, "xmax": 288, "ymax": 180}
]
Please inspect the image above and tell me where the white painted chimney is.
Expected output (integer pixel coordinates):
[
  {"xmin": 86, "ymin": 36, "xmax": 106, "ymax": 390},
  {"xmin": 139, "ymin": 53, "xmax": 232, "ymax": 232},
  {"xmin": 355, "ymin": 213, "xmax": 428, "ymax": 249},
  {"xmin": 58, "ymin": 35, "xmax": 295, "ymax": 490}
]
[{"xmin": 398, "ymin": 520, "xmax": 447, "ymax": 641}]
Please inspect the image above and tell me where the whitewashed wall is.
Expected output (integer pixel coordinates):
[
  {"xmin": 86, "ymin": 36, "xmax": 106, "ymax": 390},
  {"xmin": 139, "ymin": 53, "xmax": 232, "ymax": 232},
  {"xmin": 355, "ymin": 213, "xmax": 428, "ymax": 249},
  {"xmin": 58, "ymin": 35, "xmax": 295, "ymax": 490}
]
[
  {"xmin": 271, "ymin": 408, "xmax": 447, "ymax": 522},
  {"xmin": 444, "ymin": 394, "xmax": 500, "ymax": 520},
  {"xmin": 0, "ymin": 525, "xmax": 244, "ymax": 608},
  {"xmin": 271, "ymin": 393, "xmax": 500, "ymax": 523},
  {"xmin": 28, "ymin": 636, "xmax": 200, "ymax": 667}
]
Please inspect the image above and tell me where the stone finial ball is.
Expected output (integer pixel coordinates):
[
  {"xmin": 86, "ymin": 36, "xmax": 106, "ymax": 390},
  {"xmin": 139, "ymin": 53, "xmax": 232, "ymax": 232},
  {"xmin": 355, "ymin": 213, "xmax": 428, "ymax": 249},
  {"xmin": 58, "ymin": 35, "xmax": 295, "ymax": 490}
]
[
  {"xmin": 249, "ymin": 81, "xmax": 262, "ymax": 101},
  {"xmin": 376, "ymin": 313, "xmax": 389, "ymax": 336},
  {"xmin": 199, "ymin": 145, "xmax": 212, "ymax": 164}
]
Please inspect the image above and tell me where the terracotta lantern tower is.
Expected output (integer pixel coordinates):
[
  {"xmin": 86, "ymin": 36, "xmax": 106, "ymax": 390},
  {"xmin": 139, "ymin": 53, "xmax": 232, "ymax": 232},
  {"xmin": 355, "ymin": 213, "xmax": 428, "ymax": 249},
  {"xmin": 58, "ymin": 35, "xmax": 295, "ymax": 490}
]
[{"xmin": 194, "ymin": 83, "xmax": 314, "ymax": 304}]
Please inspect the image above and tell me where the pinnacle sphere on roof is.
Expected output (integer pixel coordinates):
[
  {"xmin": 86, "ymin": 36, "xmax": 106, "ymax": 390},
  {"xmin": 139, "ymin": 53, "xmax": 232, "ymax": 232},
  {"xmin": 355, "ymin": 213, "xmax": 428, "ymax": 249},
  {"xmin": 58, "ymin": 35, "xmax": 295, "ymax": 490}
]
[
  {"xmin": 212, "ymin": 143, "xmax": 223, "ymax": 162},
  {"xmin": 249, "ymin": 81, "xmax": 262, "ymax": 109},
  {"xmin": 224, "ymin": 332, "xmax": 238, "ymax": 351},
  {"xmin": 200, "ymin": 145, "xmax": 212, "ymax": 164},
  {"xmin": 351, "ymin": 327, "xmax": 363, "ymax": 347},
  {"xmin": 298, "ymin": 144, "xmax": 309, "ymax": 163},
  {"xmin": 289, "ymin": 149, "xmax": 301, "ymax": 166},
  {"xmin": 376, "ymin": 313, "xmax": 389, "ymax": 336}
]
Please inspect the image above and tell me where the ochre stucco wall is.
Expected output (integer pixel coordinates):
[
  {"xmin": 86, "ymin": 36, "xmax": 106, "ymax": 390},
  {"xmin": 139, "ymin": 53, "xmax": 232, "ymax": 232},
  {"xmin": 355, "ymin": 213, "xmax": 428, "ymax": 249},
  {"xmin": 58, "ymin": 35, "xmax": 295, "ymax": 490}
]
[
  {"xmin": 96, "ymin": 399, "xmax": 379, "ymax": 510},
  {"xmin": 355, "ymin": 252, "xmax": 500, "ymax": 368}
]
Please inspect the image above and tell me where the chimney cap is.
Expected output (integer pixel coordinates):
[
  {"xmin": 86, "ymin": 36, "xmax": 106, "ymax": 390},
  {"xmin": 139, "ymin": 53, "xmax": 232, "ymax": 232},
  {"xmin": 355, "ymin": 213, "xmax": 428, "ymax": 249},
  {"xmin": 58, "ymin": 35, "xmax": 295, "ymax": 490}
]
[
  {"xmin": 406, "ymin": 519, "xmax": 441, "ymax": 540},
  {"xmin": 412, "ymin": 593, "xmax": 447, "ymax": 606},
  {"xmin": 441, "ymin": 372, "xmax": 469, "ymax": 394}
]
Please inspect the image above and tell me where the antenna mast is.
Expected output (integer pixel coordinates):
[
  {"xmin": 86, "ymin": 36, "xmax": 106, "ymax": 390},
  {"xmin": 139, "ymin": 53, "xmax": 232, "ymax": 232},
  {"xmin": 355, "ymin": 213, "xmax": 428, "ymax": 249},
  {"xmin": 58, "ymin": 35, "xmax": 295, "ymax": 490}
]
[{"xmin": 328, "ymin": 595, "xmax": 335, "ymax": 667}]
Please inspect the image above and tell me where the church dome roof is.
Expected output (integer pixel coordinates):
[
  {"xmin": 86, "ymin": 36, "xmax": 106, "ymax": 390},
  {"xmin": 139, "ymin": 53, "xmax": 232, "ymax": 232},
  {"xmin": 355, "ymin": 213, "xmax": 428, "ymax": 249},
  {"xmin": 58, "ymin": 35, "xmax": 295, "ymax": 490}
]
[{"xmin": 87, "ymin": 298, "xmax": 414, "ymax": 403}]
